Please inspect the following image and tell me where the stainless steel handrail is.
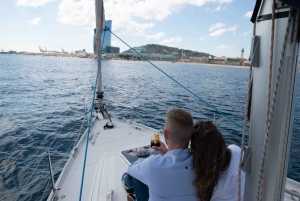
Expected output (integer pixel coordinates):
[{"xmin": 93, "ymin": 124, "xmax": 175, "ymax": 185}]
[
  {"xmin": 104, "ymin": 84, "xmax": 133, "ymax": 94},
  {"xmin": 104, "ymin": 97, "xmax": 133, "ymax": 109},
  {"xmin": 103, "ymin": 85, "xmax": 134, "ymax": 123},
  {"xmin": 285, "ymin": 189, "xmax": 300, "ymax": 199},
  {"xmin": 82, "ymin": 86, "xmax": 93, "ymax": 114}
]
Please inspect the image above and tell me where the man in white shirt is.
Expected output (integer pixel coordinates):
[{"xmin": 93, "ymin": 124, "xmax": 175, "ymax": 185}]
[
  {"xmin": 122, "ymin": 109, "xmax": 246, "ymax": 201},
  {"xmin": 122, "ymin": 108, "xmax": 197, "ymax": 201}
]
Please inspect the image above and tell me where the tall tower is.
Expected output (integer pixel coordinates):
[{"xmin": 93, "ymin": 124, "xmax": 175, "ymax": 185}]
[
  {"xmin": 241, "ymin": 48, "xmax": 244, "ymax": 59},
  {"xmin": 240, "ymin": 48, "xmax": 244, "ymax": 65},
  {"xmin": 93, "ymin": 28, "xmax": 97, "ymax": 54},
  {"xmin": 102, "ymin": 20, "xmax": 112, "ymax": 52}
]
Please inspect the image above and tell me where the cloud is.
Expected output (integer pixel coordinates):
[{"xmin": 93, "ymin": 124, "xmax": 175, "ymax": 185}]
[
  {"xmin": 56, "ymin": 0, "xmax": 234, "ymax": 38},
  {"xmin": 29, "ymin": 17, "xmax": 42, "ymax": 25},
  {"xmin": 199, "ymin": 37, "xmax": 205, "ymax": 41},
  {"xmin": 104, "ymin": 0, "xmax": 233, "ymax": 36},
  {"xmin": 82, "ymin": 26, "xmax": 95, "ymax": 38},
  {"xmin": 216, "ymin": 45, "xmax": 233, "ymax": 50},
  {"xmin": 145, "ymin": 32, "xmax": 165, "ymax": 40},
  {"xmin": 215, "ymin": 5, "xmax": 221, "ymax": 11},
  {"xmin": 209, "ymin": 23, "xmax": 226, "ymax": 32},
  {"xmin": 161, "ymin": 37, "xmax": 182, "ymax": 46},
  {"xmin": 16, "ymin": 0, "xmax": 55, "ymax": 7},
  {"xmin": 243, "ymin": 29, "xmax": 252, "ymax": 36},
  {"xmin": 57, "ymin": 0, "xmax": 95, "ymax": 25},
  {"xmin": 244, "ymin": 11, "xmax": 253, "ymax": 18},
  {"xmin": 209, "ymin": 24, "xmax": 238, "ymax": 37}
]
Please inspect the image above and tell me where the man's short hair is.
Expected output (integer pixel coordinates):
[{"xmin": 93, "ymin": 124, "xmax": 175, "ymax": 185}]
[{"xmin": 166, "ymin": 108, "xmax": 193, "ymax": 144}]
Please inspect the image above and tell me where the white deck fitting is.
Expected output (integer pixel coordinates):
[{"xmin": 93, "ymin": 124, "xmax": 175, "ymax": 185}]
[{"xmin": 47, "ymin": 115, "xmax": 300, "ymax": 201}]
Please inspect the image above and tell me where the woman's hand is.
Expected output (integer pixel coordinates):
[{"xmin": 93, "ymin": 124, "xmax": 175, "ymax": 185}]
[{"xmin": 152, "ymin": 141, "xmax": 168, "ymax": 154}]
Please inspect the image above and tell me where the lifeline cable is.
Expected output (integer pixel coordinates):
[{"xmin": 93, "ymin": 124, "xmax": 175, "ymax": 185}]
[{"xmin": 238, "ymin": 21, "xmax": 255, "ymax": 198}]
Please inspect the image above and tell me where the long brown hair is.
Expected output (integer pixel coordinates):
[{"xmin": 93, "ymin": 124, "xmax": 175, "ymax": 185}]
[{"xmin": 190, "ymin": 121, "xmax": 231, "ymax": 201}]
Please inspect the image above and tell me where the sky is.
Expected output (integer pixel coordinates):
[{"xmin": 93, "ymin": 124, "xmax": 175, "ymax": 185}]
[{"xmin": 0, "ymin": 0, "xmax": 255, "ymax": 57}]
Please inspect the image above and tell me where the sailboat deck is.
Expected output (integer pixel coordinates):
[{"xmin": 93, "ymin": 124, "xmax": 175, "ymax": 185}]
[
  {"xmin": 47, "ymin": 115, "xmax": 161, "ymax": 201},
  {"xmin": 48, "ymin": 115, "xmax": 300, "ymax": 201}
]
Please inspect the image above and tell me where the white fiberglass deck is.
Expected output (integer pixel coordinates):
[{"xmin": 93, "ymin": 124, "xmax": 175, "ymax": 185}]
[
  {"xmin": 47, "ymin": 115, "xmax": 300, "ymax": 201},
  {"xmin": 47, "ymin": 115, "xmax": 161, "ymax": 201}
]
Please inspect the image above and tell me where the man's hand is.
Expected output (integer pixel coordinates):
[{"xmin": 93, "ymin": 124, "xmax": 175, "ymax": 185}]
[{"xmin": 152, "ymin": 141, "xmax": 168, "ymax": 154}]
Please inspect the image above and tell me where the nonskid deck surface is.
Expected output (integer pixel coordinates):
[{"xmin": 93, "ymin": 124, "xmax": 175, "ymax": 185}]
[
  {"xmin": 48, "ymin": 116, "xmax": 300, "ymax": 201},
  {"xmin": 48, "ymin": 116, "xmax": 161, "ymax": 201}
]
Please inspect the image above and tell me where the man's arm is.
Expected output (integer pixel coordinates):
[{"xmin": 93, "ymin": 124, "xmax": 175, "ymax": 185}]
[{"xmin": 127, "ymin": 157, "xmax": 152, "ymax": 185}]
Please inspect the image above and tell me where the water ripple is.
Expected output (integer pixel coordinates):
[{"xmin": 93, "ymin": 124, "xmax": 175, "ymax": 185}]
[{"xmin": 0, "ymin": 55, "xmax": 299, "ymax": 200}]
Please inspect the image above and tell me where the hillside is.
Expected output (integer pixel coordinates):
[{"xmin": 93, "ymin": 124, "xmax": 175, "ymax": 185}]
[{"xmin": 123, "ymin": 44, "xmax": 213, "ymax": 59}]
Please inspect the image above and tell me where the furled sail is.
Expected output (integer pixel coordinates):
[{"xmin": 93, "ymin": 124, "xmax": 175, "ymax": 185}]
[{"xmin": 95, "ymin": 0, "xmax": 105, "ymax": 93}]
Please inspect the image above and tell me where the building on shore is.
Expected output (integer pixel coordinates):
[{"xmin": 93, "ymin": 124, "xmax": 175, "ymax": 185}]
[
  {"xmin": 75, "ymin": 49, "xmax": 86, "ymax": 54},
  {"xmin": 93, "ymin": 20, "xmax": 120, "ymax": 55},
  {"xmin": 209, "ymin": 56, "xmax": 241, "ymax": 65},
  {"xmin": 189, "ymin": 56, "xmax": 209, "ymax": 63},
  {"xmin": 119, "ymin": 51, "xmax": 175, "ymax": 61},
  {"xmin": 103, "ymin": 46, "xmax": 120, "ymax": 53},
  {"xmin": 102, "ymin": 20, "xmax": 112, "ymax": 50}
]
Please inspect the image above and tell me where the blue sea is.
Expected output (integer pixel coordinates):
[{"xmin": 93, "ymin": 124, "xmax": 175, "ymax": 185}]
[{"xmin": 0, "ymin": 54, "xmax": 299, "ymax": 200}]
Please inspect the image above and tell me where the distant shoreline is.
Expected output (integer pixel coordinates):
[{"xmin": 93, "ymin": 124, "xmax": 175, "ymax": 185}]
[
  {"xmin": 148, "ymin": 60, "xmax": 249, "ymax": 69},
  {"xmin": 1, "ymin": 53, "xmax": 248, "ymax": 69}
]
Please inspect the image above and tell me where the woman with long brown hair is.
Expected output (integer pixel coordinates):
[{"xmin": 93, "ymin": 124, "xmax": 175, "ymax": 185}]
[{"xmin": 191, "ymin": 121, "xmax": 245, "ymax": 201}]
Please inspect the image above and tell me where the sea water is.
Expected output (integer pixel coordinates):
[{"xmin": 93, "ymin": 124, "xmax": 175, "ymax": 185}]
[{"xmin": 0, "ymin": 54, "xmax": 299, "ymax": 200}]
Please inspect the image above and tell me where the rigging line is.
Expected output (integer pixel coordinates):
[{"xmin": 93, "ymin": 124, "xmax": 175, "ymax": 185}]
[
  {"xmin": 40, "ymin": 178, "xmax": 51, "ymax": 201},
  {"xmin": 16, "ymin": 110, "xmax": 81, "ymax": 199},
  {"xmin": 47, "ymin": 112, "xmax": 82, "ymax": 150},
  {"xmin": 39, "ymin": 165, "xmax": 64, "ymax": 201},
  {"xmin": 257, "ymin": 8, "xmax": 293, "ymax": 201},
  {"xmin": 78, "ymin": 27, "xmax": 107, "ymax": 201},
  {"xmin": 13, "ymin": 154, "xmax": 46, "ymax": 201},
  {"xmin": 258, "ymin": 0, "xmax": 276, "ymax": 199},
  {"xmin": 276, "ymin": 9, "xmax": 299, "ymax": 201},
  {"xmin": 107, "ymin": 28, "xmax": 244, "ymax": 130},
  {"xmin": 47, "ymin": 107, "xmax": 73, "ymax": 149},
  {"xmin": 238, "ymin": 18, "xmax": 256, "ymax": 200},
  {"xmin": 67, "ymin": 115, "xmax": 87, "ymax": 154},
  {"xmin": 238, "ymin": 66, "xmax": 253, "ymax": 200}
]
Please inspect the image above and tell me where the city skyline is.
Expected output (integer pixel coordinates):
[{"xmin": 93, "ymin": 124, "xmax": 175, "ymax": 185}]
[{"xmin": 0, "ymin": 0, "xmax": 254, "ymax": 57}]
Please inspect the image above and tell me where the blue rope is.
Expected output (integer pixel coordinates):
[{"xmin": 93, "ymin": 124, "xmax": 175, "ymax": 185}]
[
  {"xmin": 107, "ymin": 27, "xmax": 244, "ymax": 130},
  {"xmin": 78, "ymin": 28, "xmax": 107, "ymax": 201}
]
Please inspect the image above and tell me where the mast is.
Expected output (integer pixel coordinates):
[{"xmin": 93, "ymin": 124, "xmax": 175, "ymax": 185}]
[
  {"xmin": 245, "ymin": 1, "xmax": 299, "ymax": 200},
  {"xmin": 95, "ymin": 0, "xmax": 105, "ymax": 98}
]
